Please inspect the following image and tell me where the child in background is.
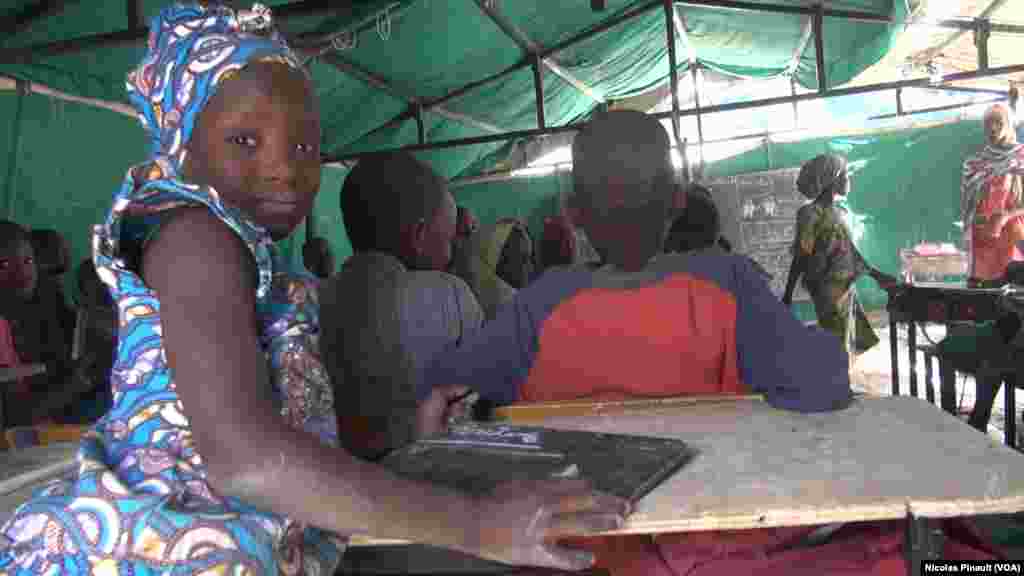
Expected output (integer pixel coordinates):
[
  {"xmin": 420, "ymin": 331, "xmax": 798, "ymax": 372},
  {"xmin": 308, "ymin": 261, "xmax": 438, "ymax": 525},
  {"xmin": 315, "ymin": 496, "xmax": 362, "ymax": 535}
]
[
  {"xmin": 0, "ymin": 4, "xmax": 625, "ymax": 575},
  {"xmin": 0, "ymin": 220, "xmax": 93, "ymax": 426}
]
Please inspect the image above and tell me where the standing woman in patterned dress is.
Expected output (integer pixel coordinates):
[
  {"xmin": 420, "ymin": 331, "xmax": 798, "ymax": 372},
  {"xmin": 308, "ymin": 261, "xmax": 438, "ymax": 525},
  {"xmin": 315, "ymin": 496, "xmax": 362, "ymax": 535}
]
[
  {"xmin": 782, "ymin": 154, "xmax": 900, "ymax": 357},
  {"xmin": 0, "ymin": 4, "xmax": 627, "ymax": 575}
]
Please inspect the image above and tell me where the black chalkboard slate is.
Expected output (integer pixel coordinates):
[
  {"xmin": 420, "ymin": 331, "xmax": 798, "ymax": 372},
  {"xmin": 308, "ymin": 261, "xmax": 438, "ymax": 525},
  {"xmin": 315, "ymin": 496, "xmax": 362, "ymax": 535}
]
[
  {"xmin": 381, "ymin": 423, "xmax": 697, "ymax": 502},
  {"xmin": 705, "ymin": 169, "xmax": 810, "ymax": 301}
]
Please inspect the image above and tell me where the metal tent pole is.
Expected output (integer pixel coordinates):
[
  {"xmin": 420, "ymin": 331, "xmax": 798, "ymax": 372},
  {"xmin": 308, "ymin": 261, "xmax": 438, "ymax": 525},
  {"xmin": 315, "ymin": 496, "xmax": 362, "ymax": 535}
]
[{"xmin": 664, "ymin": 0, "xmax": 683, "ymax": 153}]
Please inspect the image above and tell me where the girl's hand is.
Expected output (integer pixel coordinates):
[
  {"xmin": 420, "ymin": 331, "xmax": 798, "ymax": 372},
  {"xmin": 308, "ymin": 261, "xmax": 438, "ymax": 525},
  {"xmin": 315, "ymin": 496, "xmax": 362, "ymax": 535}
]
[
  {"xmin": 415, "ymin": 385, "xmax": 472, "ymax": 439},
  {"xmin": 468, "ymin": 479, "xmax": 630, "ymax": 570}
]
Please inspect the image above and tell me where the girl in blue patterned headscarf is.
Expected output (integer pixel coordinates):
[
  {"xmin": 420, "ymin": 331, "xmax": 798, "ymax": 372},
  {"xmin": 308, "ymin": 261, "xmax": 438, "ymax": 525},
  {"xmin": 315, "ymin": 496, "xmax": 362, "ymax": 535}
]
[{"xmin": 0, "ymin": 4, "xmax": 343, "ymax": 574}]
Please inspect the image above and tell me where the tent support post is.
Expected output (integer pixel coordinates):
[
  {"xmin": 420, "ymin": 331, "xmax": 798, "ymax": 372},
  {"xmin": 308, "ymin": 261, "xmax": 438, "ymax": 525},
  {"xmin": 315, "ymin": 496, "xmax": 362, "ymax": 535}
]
[
  {"xmin": 415, "ymin": 104, "xmax": 425, "ymax": 144},
  {"xmin": 976, "ymin": 20, "xmax": 991, "ymax": 71},
  {"xmin": 791, "ymin": 78, "xmax": 800, "ymax": 128},
  {"xmin": 692, "ymin": 65, "xmax": 706, "ymax": 173},
  {"xmin": 813, "ymin": 4, "xmax": 827, "ymax": 94},
  {"xmin": 533, "ymin": 55, "xmax": 546, "ymax": 129},
  {"xmin": 664, "ymin": 0, "xmax": 683, "ymax": 152},
  {"xmin": 126, "ymin": 0, "xmax": 142, "ymax": 29}
]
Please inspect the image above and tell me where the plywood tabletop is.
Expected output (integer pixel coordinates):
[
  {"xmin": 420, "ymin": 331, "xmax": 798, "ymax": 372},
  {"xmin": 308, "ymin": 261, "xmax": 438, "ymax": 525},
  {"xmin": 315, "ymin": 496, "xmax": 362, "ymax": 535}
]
[
  {"xmin": 533, "ymin": 396, "xmax": 1024, "ymax": 534},
  {"xmin": 352, "ymin": 396, "xmax": 1024, "ymax": 546}
]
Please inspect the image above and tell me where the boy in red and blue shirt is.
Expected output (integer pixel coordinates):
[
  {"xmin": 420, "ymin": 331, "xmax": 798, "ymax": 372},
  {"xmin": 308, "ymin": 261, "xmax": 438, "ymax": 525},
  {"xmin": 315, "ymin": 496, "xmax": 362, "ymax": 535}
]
[{"xmin": 423, "ymin": 111, "xmax": 850, "ymax": 412}]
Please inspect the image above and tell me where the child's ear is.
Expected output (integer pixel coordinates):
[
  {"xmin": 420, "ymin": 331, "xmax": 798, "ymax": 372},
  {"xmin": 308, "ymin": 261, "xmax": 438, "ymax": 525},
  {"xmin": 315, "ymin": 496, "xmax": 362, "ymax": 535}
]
[{"xmin": 399, "ymin": 220, "xmax": 428, "ymax": 259}]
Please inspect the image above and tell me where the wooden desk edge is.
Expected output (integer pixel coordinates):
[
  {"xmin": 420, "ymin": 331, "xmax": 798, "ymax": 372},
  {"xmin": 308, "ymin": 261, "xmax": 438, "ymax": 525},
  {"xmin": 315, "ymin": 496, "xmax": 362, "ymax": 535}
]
[
  {"xmin": 0, "ymin": 458, "xmax": 78, "ymax": 496},
  {"xmin": 493, "ymin": 395, "xmax": 765, "ymax": 422},
  {"xmin": 349, "ymin": 498, "xmax": 1021, "ymax": 548}
]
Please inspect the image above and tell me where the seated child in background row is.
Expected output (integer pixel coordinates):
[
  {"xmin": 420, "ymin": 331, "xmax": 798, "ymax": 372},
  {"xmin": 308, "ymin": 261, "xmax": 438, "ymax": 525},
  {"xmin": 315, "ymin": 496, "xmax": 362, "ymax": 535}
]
[
  {"xmin": 0, "ymin": 5, "xmax": 626, "ymax": 574},
  {"xmin": 665, "ymin": 183, "xmax": 771, "ymax": 278},
  {"xmin": 425, "ymin": 110, "xmax": 1000, "ymax": 575},
  {"xmin": 0, "ymin": 220, "xmax": 95, "ymax": 427},
  {"xmin": 451, "ymin": 217, "xmax": 535, "ymax": 320},
  {"xmin": 302, "ymin": 236, "xmax": 336, "ymax": 279},
  {"xmin": 323, "ymin": 152, "xmax": 487, "ymax": 459}
]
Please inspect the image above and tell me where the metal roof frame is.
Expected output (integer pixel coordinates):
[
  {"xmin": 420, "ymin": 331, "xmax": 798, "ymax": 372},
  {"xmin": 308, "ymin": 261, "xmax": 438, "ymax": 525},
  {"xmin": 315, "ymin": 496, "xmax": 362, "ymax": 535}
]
[
  {"xmin": 15, "ymin": 0, "xmax": 1007, "ymax": 174},
  {"xmin": 323, "ymin": 0, "xmax": 1020, "ymax": 166}
]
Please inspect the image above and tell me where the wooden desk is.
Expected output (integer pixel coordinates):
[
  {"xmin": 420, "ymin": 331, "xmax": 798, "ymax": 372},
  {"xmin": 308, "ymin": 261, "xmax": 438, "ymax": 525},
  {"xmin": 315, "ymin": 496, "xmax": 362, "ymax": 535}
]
[
  {"xmin": 886, "ymin": 282, "xmax": 1014, "ymax": 401},
  {"xmin": 352, "ymin": 397, "xmax": 1024, "ymax": 573}
]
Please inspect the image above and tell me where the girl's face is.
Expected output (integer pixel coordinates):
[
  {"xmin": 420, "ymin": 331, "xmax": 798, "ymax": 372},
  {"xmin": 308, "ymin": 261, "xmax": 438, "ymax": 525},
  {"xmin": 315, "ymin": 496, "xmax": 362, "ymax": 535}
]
[
  {"xmin": 0, "ymin": 240, "xmax": 37, "ymax": 300},
  {"xmin": 183, "ymin": 61, "xmax": 321, "ymax": 241}
]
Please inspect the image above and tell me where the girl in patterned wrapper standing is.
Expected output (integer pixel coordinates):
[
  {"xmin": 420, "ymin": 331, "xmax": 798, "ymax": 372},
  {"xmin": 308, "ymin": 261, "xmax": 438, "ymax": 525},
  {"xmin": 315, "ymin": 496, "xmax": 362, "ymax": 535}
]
[
  {"xmin": 0, "ymin": 4, "xmax": 627, "ymax": 575},
  {"xmin": 782, "ymin": 154, "xmax": 900, "ymax": 357}
]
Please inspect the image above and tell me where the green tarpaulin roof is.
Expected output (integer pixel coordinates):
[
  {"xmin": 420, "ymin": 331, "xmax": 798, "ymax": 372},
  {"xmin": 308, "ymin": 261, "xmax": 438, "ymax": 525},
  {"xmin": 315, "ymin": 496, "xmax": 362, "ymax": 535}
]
[{"xmin": 1, "ymin": 1, "xmax": 906, "ymax": 180}]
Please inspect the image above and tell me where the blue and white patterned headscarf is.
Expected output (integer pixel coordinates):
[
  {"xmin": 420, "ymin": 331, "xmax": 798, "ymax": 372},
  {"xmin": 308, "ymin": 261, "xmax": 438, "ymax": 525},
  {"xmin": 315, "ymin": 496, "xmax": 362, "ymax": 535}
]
[
  {"xmin": 127, "ymin": 2, "xmax": 304, "ymax": 171},
  {"xmin": 96, "ymin": 3, "xmax": 307, "ymax": 300}
]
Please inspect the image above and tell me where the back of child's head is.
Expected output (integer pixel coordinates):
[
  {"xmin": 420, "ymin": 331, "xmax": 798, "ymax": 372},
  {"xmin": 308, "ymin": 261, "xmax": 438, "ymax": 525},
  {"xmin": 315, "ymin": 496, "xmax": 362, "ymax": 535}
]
[
  {"xmin": 569, "ymin": 111, "xmax": 675, "ymax": 262},
  {"xmin": 0, "ymin": 220, "xmax": 29, "ymax": 256},
  {"xmin": 302, "ymin": 237, "xmax": 335, "ymax": 278},
  {"xmin": 76, "ymin": 258, "xmax": 112, "ymax": 308},
  {"xmin": 340, "ymin": 152, "xmax": 448, "ymax": 254},
  {"xmin": 496, "ymin": 220, "xmax": 535, "ymax": 289},
  {"xmin": 797, "ymin": 154, "xmax": 848, "ymax": 201},
  {"xmin": 540, "ymin": 215, "xmax": 577, "ymax": 269},
  {"xmin": 29, "ymin": 229, "xmax": 70, "ymax": 276},
  {"xmin": 570, "ymin": 111, "xmax": 674, "ymax": 216},
  {"xmin": 665, "ymin": 184, "xmax": 722, "ymax": 253}
]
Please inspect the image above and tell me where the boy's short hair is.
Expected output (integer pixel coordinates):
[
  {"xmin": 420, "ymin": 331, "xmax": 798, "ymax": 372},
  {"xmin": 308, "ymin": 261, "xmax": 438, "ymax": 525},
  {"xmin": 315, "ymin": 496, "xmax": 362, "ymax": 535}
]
[
  {"xmin": 0, "ymin": 220, "xmax": 30, "ymax": 253},
  {"xmin": 569, "ymin": 110, "xmax": 675, "ymax": 217},
  {"xmin": 340, "ymin": 152, "xmax": 448, "ymax": 253},
  {"xmin": 665, "ymin": 184, "xmax": 722, "ymax": 253}
]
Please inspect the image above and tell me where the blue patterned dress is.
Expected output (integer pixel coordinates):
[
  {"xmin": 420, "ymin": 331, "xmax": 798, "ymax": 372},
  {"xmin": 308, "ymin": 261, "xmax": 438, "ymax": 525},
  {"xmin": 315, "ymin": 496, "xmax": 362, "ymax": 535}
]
[{"xmin": 0, "ymin": 156, "xmax": 343, "ymax": 575}]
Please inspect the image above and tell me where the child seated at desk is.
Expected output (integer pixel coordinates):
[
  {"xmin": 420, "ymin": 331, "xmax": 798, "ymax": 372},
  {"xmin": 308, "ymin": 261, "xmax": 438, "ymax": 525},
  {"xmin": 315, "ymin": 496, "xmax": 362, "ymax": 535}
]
[
  {"xmin": 425, "ymin": 110, "xmax": 1000, "ymax": 575},
  {"xmin": 0, "ymin": 5, "xmax": 626, "ymax": 574}
]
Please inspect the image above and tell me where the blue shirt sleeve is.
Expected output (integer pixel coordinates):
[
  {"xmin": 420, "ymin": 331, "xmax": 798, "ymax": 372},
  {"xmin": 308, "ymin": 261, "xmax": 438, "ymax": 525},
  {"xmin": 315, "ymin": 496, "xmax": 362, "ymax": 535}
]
[
  {"xmin": 421, "ymin": 271, "xmax": 586, "ymax": 405},
  {"xmin": 732, "ymin": 257, "xmax": 853, "ymax": 412}
]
